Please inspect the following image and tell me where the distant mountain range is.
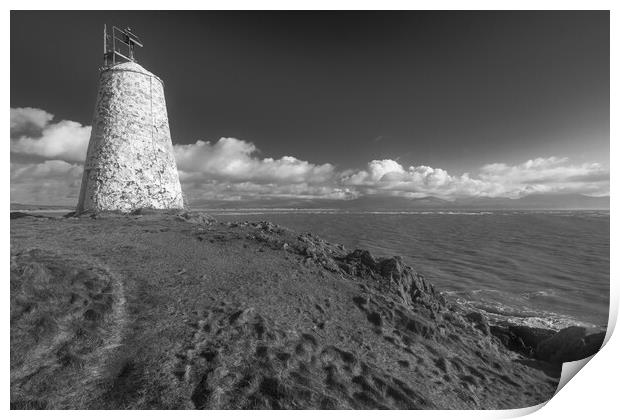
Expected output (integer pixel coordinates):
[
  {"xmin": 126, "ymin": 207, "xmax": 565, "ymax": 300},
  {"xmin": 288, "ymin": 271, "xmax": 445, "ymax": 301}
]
[
  {"xmin": 186, "ymin": 193, "xmax": 609, "ymax": 211},
  {"xmin": 447, "ymin": 194, "xmax": 610, "ymax": 210},
  {"xmin": 11, "ymin": 193, "xmax": 609, "ymax": 212}
]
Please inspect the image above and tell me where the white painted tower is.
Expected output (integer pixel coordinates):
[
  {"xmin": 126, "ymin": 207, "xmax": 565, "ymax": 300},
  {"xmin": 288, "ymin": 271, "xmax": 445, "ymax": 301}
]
[{"xmin": 77, "ymin": 26, "xmax": 184, "ymax": 213}]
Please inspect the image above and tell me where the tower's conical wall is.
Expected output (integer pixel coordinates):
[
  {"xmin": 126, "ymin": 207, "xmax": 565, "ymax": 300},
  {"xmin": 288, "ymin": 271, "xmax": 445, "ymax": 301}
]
[{"xmin": 77, "ymin": 61, "xmax": 184, "ymax": 213}]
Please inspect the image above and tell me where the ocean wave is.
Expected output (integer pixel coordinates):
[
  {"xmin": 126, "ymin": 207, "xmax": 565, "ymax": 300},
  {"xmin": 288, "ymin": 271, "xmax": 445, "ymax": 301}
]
[{"xmin": 443, "ymin": 290, "xmax": 599, "ymax": 331}]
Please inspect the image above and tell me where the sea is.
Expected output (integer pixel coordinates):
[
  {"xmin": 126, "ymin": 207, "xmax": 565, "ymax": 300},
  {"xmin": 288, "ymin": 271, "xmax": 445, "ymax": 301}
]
[{"xmin": 208, "ymin": 209, "xmax": 610, "ymax": 331}]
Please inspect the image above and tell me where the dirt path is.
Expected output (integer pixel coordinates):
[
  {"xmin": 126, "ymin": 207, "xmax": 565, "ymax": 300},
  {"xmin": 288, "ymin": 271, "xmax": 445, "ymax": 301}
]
[{"xmin": 10, "ymin": 247, "xmax": 128, "ymax": 408}]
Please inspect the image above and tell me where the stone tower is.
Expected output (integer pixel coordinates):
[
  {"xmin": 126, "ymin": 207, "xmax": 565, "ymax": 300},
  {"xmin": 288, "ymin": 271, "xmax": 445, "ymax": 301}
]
[{"xmin": 77, "ymin": 29, "xmax": 184, "ymax": 213}]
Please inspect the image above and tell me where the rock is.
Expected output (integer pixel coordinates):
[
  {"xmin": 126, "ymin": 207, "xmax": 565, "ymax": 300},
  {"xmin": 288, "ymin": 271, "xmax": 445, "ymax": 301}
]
[
  {"xmin": 337, "ymin": 249, "xmax": 376, "ymax": 276},
  {"xmin": 464, "ymin": 312, "xmax": 490, "ymax": 334},
  {"xmin": 341, "ymin": 249, "xmax": 376, "ymax": 272},
  {"xmin": 302, "ymin": 245, "xmax": 318, "ymax": 258},
  {"xmin": 176, "ymin": 211, "xmax": 216, "ymax": 225},
  {"xmin": 489, "ymin": 323, "xmax": 605, "ymax": 363},
  {"xmin": 321, "ymin": 258, "xmax": 340, "ymax": 273},
  {"xmin": 377, "ymin": 256, "xmax": 441, "ymax": 309},
  {"xmin": 10, "ymin": 212, "xmax": 38, "ymax": 220},
  {"xmin": 254, "ymin": 221, "xmax": 280, "ymax": 233},
  {"xmin": 129, "ymin": 208, "xmax": 157, "ymax": 215},
  {"xmin": 510, "ymin": 325, "xmax": 556, "ymax": 350},
  {"xmin": 490, "ymin": 324, "xmax": 556, "ymax": 357},
  {"xmin": 490, "ymin": 325, "xmax": 530, "ymax": 356},
  {"xmin": 338, "ymin": 249, "xmax": 442, "ymax": 310},
  {"xmin": 535, "ymin": 326, "xmax": 605, "ymax": 363}
]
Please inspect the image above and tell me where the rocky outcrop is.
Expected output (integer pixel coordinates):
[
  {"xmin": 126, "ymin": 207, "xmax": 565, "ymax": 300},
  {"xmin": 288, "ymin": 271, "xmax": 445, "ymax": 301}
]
[
  {"xmin": 194, "ymin": 216, "xmax": 606, "ymax": 366},
  {"xmin": 490, "ymin": 324, "xmax": 556, "ymax": 357},
  {"xmin": 175, "ymin": 211, "xmax": 217, "ymax": 226},
  {"xmin": 490, "ymin": 323, "xmax": 605, "ymax": 363},
  {"xmin": 336, "ymin": 250, "xmax": 443, "ymax": 310},
  {"xmin": 535, "ymin": 326, "xmax": 605, "ymax": 363},
  {"xmin": 10, "ymin": 212, "xmax": 48, "ymax": 220},
  {"xmin": 237, "ymin": 220, "xmax": 445, "ymax": 313},
  {"xmin": 464, "ymin": 312, "xmax": 491, "ymax": 335}
]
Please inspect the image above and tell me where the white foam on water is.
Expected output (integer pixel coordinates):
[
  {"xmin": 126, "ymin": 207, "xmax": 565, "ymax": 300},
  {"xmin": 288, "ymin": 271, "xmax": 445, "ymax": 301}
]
[{"xmin": 443, "ymin": 290, "xmax": 600, "ymax": 331}]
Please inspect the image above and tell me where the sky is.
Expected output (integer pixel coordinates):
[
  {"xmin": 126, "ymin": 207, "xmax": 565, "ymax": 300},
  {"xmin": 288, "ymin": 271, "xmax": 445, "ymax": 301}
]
[{"xmin": 10, "ymin": 11, "xmax": 609, "ymax": 206}]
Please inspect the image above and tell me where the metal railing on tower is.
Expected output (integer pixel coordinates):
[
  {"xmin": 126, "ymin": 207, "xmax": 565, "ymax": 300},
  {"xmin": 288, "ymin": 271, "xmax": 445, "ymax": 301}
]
[{"xmin": 103, "ymin": 24, "xmax": 143, "ymax": 66}]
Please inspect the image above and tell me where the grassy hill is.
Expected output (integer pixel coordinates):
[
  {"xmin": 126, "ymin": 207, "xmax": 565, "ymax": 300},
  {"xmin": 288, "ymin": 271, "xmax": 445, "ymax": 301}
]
[{"xmin": 10, "ymin": 211, "xmax": 603, "ymax": 409}]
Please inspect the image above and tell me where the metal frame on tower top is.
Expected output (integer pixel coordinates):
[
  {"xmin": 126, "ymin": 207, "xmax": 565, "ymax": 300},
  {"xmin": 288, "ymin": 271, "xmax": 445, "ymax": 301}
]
[{"xmin": 103, "ymin": 24, "xmax": 143, "ymax": 66}]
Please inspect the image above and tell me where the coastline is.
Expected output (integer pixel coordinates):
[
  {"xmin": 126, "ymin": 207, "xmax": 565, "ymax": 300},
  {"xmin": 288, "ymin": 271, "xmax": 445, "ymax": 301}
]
[{"xmin": 10, "ymin": 210, "xmax": 605, "ymax": 409}]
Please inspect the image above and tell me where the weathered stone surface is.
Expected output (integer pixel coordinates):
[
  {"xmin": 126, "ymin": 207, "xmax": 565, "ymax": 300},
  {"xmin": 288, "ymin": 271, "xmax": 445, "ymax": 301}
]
[
  {"xmin": 490, "ymin": 324, "xmax": 556, "ymax": 357},
  {"xmin": 77, "ymin": 62, "xmax": 184, "ymax": 213},
  {"xmin": 464, "ymin": 312, "xmax": 490, "ymax": 334},
  {"xmin": 338, "ymin": 250, "xmax": 443, "ymax": 310},
  {"xmin": 535, "ymin": 326, "xmax": 605, "ymax": 363}
]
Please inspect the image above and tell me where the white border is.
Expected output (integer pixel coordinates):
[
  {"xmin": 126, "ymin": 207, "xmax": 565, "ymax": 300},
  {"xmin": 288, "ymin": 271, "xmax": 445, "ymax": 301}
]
[{"xmin": 4, "ymin": 2, "xmax": 616, "ymax": 419}]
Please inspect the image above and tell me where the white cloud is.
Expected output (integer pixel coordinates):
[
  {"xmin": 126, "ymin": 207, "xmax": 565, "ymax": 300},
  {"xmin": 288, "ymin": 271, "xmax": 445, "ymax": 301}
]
[
  {"xmin": 343, "ymin": 159, "xmax": 487, "ymax": 199},
  {"xmin": 477, "ymin": 157, "xmax": 610, "ymax": 197},
  {"xmin": 9, "ymin": 106, "xmax": 609, "ymax": 205},
  {"xmin": 342, "ymin": 157, "xmax": 609, "ymax": 199},
  {"xmin": 174, "ymin": 138, "xmax": 335, "ymax": 184},
  {"xmin": 480, "ymin": 157, "xmax": 607, "ymax": 184},
  {"xmin": 10, "ymin": 107, "xmax": 53, "ymax": 136},
  {"xmin": 174, "ymin": 137, "xmax": 344, "ymax": 200},
  {"xmin": 11, "ymin": 108, "xmax": 90, "ymax": 162},
  {"xmin": 10, "ymin": 107, "xmax": 90, "ymax": 204},
  {"xmin": 179, "ymin": 180, "xmax": 357, "ymax": 202},
  {"xmin": 10, "ymin": 160, "xmax": 83, "ymax": 205}
]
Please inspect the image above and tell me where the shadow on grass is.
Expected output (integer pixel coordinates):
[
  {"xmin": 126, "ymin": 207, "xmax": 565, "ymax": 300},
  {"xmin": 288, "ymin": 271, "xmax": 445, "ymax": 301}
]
[{"xmin": 515, "ymin": 359, "xmax": 562, "ymax": 379}]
